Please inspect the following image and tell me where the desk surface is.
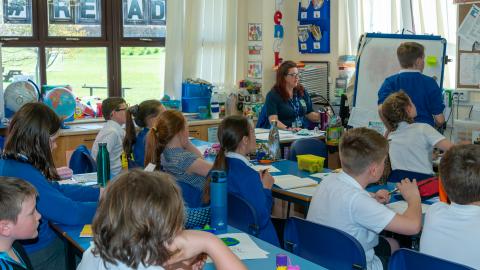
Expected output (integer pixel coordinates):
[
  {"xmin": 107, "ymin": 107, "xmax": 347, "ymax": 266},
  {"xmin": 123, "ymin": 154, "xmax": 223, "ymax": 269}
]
[{"xmin": 51, "ymin": 224, "xmax": 326, "ymax": 270}]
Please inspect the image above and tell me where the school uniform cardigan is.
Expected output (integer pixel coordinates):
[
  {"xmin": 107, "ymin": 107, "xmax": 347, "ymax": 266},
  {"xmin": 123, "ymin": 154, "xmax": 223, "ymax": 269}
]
[
  {"xmin": 0, "ymin": 158, "xmax": 99, "ymax": 254},
  {"xmin": 132, "ymin": 127, "xmax": 149, "ymax": 167},
  {"xmin": 225, "ymin": 155, "xmax": 279, "ymax": 246}
]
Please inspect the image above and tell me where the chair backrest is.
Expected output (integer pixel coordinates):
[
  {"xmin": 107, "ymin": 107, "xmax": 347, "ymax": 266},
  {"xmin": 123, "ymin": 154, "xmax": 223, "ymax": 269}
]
[
  {"xmin": 177, "ymin": 181, "xmax": 203, "ymax": 208},
  {"xmin": 389, "ymin": 248, "xmax": 475, "ymax": 270},
  {"xmin": 284, "ymin": 217, "xmax": 366, "ymax": 270},
  {"xmin": 288, "ymin": 138, "xmax": 328, "ymax": 162},
  {"xmin": 0, "ymin": 136, "xmax": 5, "ymax": 150},
  {"xmin": 255, "ymin": 105, "xmax": 270, "ymax": 129},
  {"xmin": 227, "ymin": 192, "xmax": 260, "ymax": 236},
  {"xmin": 69, "ymin": 145, "xmax": 97, "ymax": 174}
]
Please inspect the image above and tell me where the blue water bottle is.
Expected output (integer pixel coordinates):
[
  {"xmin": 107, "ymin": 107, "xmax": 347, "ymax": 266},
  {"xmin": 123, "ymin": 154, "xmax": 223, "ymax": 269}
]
[{"xmin": 210, "ymin": 170, "xmax": 227, "ymax": 234}]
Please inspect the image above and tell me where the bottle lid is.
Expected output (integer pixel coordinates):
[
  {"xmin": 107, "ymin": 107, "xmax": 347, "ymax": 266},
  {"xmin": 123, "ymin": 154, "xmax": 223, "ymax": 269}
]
[
  {"xmin": 99, "ymin": 142, "xmax": 107, "ymax": 147},
  {"xmin": 276, "ymin": 254, "xmax": 288, "ymax": 266}
]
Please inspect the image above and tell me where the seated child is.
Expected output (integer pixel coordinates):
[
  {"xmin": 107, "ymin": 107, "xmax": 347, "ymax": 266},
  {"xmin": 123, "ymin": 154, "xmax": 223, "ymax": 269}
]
[
  {"xmin": 307, "ymin": 128, "xmax": 422, "ymax": 270},
  {"xmin": 123, "ymin": 100, "xmax": 166, "ymax": 167},
  {"xmin": 420, "ymin": 145, "xmax": 480, "ymax": 269},
  {"xmin": 206, "ymin": 116, "xmax": 278, "ymax": 246},
  {"xmin": 381, "ymin": 91, "xmax": 453, "ymax": 182},
  {"xmin": 92, "ymin": 97, "xmax": 128, "ymax": 177},
  {"xmin": 144, "ymin": 110, "xmax": 212, "ymax": 195},
  {"xmin": 378, "ymin": 42, "xmax": 445, "ymax": 127},
  {"xmin": 0, "ymin": 177, "xmax": 40, "ymax": 270},
  {"xmin": 77, "ymin": 170, "xmax": 246, "ymax": 270},
  {"xmin": 0, "ymin": 103, "xmax": 101, "ymax": 270}
]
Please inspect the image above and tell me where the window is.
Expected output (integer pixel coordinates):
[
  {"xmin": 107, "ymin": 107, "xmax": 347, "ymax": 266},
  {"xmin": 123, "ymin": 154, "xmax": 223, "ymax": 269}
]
[
  {"xmin": 121, "ymin": 47, "xmax": 165, "ymax": 104},
  {"xmin": 0, "ymin": 0, "xmax": 166, "ymax": 105},
  {"xmin": 0, "ymin": 0, "xmax": 33, "ymax": 37}
]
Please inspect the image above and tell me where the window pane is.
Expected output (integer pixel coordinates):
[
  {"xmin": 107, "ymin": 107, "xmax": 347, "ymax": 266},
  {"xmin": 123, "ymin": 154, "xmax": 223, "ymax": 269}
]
[
  {"xmin": 46, "ymin": 47, "xmax": 108, "ymax": 100},
  {"xmin": 47, "ymin": 0, "xmax": 102, "ymax": 37},
  {"xmin": 122, "ymin": 0, "xmax": 166, "ymax": 38},
  {"xmin": 2, "ymin": 47, "xmax": 39, "ymax": 89},
  {"xmin": 121, "ymin": 47, "xmax": 165, "ymax": 104},
  {"xmin": 0, "ymin": 0, "xmax": 33, "ymax": 37}
]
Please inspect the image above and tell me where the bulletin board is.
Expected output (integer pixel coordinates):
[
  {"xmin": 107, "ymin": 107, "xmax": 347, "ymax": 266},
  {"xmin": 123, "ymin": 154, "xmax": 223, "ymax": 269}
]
[{"xmin": 456, "ymin": 2, "xmax": 480, "ymax": 89}]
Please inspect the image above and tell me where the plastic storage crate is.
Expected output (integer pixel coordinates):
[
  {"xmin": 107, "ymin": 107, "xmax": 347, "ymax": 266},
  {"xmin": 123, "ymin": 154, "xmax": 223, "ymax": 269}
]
[
  {"xmin": 182, "ymin": 97, "xmax": 210, "ymax": 113},
  {"xmin": 182, "ymin": 83, "xmax": 213, "ymax": 98},
  {"xmin": 297, "ymin": 154, "xmax": 325, "ymax": 173}
]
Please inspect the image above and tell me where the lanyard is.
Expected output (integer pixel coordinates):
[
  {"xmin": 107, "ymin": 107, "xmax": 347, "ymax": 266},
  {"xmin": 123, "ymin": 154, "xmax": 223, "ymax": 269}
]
[
  {"xmin": 0, "ymin": 249, "xmax": 26, "ymax": 269},
  {"xmin": 289, "ymin": 95, "xmax": 301, "ymax": 118}
]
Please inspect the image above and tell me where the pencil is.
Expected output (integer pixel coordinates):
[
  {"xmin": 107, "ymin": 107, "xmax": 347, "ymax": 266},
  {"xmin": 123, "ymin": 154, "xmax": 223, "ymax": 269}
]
[{"xmin": 388, "ymin": 178, "xmax": 434, "ymax": 195}]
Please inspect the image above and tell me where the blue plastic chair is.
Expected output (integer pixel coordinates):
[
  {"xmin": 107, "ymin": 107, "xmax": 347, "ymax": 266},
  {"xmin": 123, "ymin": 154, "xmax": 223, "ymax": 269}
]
[
  {"xmin": 288, "ymin": 137, "xmax": 328, "ymax": 162},
  {"xmin": 177, "ymin": 181, "xmax": 203, "ymax": 208},
  {"xmin": 69, "ymin": 145, "xmax": 97, "ymax": 174},
  {"xmin": 284, "ymin": 217, "xmax": 366, "ymax": 270},
  {"xmin": 0, "ymin": 136, "xmax": 5, "ymax": 150},
  {"xmin": 389, "ymin": 248, "xmax": 475, "ymax": 270},
  {"xmin": 227, "ymin": 192, "xmax": 260, "ymax": 237},
  {"xmin": 256, "ymin": 105, "xmax": 270, "ymax": 129}
]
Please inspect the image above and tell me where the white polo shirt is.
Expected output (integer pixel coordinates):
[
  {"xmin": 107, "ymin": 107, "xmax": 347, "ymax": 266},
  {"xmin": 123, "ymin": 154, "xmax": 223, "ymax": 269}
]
[
  {"xmin": 91, "ymin": 120, "xmax": 125, "ymax": 177},
  {"xmin": 420, "ymin": 202, "xmax": 480, "ymax": 269},
  {"xmin": 388, "ymin": 122, "xmax": 445, "ymax": 175},
  {"xmin": 307, "ymin": 172, "xmax": 396, "ymax": 270}
]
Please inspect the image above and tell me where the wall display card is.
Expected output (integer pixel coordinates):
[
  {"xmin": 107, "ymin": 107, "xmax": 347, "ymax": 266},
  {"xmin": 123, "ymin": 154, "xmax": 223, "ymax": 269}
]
[
  {"xmin": 49, "ymin": 0, "xmax": 74, "ymax": 23},
  {"xmin": 459, "ymin": 53, "xmax": 480, "ymax": 85},
  {"xmin": 247, "ymin": 61, "xmax": 262, "ymax": 79},
  {"xmin": 3, "ymin": 0, "xmax": 32, "ymax": 23},
  {"xmin": 248, "ymin": 23, "xmax": 262, "ymax": 41},
  {"xmin": 458, "ymin": 4, "xmax": 480, "ymax": 45}
]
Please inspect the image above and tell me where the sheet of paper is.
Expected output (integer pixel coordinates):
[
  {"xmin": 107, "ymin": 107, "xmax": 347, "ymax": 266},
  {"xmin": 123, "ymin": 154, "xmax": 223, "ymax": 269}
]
[
  {"xmin": 72, "ymin": 172, "xmax": 97, "ymax": 183},
  {"xmin": 386, "ymin": 201, "xmax": 430, "ymax": 214},
  {"xmin": 348, "ymin": 107, "xmax": 381, "ymax": 128},
  {"xmin": 458, "ymin": 4, "xmax": 480, "ymax": 45},
  {"xmin": 310, "ymin": 172, "xmax": 336, "ymax": 180},
  {"xmin": 251, "ymin": 165, "xmax": 280, "ymax": 173},
  {"xmin": 144, "ymin": 163, "xmax": 156, "ymax": 172},
  {"xmin": 216, "ymin": 233, "xmax": 269, "ymax": 260},
  {"xmin": 254, "ymin": 128, "xmax": 270, "ymax": 134},
  {"xmin": 273, "ymin": 175, "xmax": 318, "ymax": 190},
  {"xmin": 287, "ymin": 186, "xmax": 318, "ymax": 197},
  {"xmin": 459, "ymin": 53, "xmax": 480, "ymax": 85}
]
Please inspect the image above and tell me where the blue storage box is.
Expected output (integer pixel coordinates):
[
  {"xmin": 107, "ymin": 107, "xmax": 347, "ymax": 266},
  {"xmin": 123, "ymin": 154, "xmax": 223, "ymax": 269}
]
[
  {"xmin": 182, "ymin": 83, "xmax": 213, "ymax": 98},
  {"xmin": 182, "ymin": 97, "xmax": 210, "ymax": 113}
]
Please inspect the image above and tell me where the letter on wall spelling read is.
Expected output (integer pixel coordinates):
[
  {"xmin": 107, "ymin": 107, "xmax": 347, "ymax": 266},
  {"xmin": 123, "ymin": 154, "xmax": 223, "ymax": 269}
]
[{"xmin": 3, "ymin": 0, "xmax": 32, "ymax": 24}]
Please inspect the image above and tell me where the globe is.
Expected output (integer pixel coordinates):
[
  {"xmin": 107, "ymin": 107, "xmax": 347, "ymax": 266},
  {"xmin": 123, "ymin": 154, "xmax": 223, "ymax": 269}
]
[
  {"xmin": 4, "ymin": 80, "xmax": 40, "ymax": 118},
  {"xmin": 44, "ymin": 87, "xmax": 76, "ymax": 121}
]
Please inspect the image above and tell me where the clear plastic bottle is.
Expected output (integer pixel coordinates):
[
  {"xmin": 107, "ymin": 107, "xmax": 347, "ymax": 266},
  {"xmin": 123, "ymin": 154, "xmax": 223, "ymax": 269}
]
[
  {"xmin": 210, "ymin": 91, "xmax": 220, "ymax": 119},
  {"xmin": 268, "ymin": 120, "xmax": 281, "ymax": 161},
  {"xmin": 210, "ymin": 170, "xmax": 227, "ymax": 234}
]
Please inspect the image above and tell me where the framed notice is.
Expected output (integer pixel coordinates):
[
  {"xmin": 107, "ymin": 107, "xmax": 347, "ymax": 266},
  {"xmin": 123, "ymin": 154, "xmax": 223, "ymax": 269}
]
[
  {"xmin": 3, "ymin": 0, "xmax": 32, "ymax": 24},
  {"xmin": 49, "ymin": 0, "xmax": 75, "ymax": 24}
]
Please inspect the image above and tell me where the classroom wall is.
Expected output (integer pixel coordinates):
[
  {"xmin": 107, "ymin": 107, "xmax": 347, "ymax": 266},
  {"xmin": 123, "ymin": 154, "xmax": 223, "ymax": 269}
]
[{"xmin": 237, "ymin": 0, "xmax": 340, "ymax": 100}]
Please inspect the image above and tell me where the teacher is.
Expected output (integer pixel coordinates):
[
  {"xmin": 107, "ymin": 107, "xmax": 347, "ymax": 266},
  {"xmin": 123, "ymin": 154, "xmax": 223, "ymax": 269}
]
[{"xmin": 264, "ymin": 61, "xmax": 320, "ymax": 130}]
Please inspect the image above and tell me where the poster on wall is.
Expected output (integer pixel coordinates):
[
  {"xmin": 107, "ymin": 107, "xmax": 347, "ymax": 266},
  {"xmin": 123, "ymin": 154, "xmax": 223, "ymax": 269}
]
[
  {"xmin": 3, "ymin": 0, "xmax": 32, "ymax": 23},
  {"xmin": 49, "ymin": 0, "xmax": 75, "ymax": 23},
  {"xmin": 247, "ymin": 61, "xmax": 262, "ymax": 79},
  {"xmin": 248, "ymin": 23, "xmax": 262, "ymax": 41}
]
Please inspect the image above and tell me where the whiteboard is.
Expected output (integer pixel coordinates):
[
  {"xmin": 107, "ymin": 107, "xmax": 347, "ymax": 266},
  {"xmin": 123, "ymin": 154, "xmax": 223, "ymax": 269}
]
[{"xmin": 351, "ymin": 33, "xmax": 447, "ymax": 126}]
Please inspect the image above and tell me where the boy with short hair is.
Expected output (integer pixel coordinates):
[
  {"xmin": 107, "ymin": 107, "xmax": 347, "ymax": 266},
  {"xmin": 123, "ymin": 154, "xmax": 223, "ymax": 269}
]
[
  {"xmin": 378, "ymin": 42, "xmax": 445, "ymax": 127},
  {"xmin": 92, "ymin": 97, "xmax": 128, "ymax": 177},
  {"xmin": 420, "ymin": 145, "xmax": 480, "ymax": 269},
  {"xmin": 0, "ymin": 177, "xmax": 41, "ymax": 270},
  {"xmin": 307, "ymin": 127, "xmax": 422, "ymax": 270}
]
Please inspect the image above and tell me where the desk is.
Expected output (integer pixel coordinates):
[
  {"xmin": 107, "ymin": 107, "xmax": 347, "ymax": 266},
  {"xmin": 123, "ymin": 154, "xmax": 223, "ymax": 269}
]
[{"xmin": 51, "ymin": 224, "xmax": 326, "ymax": 270}]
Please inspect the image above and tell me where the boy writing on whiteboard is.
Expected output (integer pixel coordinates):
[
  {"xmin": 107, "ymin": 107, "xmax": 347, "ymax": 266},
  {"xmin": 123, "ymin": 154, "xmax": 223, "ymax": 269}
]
[{"xmin": 377, "ymin": 42, "xmax": 445, "ymax": 128}]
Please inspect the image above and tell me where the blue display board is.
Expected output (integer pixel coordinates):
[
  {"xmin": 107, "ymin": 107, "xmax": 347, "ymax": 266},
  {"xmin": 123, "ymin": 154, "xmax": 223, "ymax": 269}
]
[{"xmin": 297, "ymin": 0, "xmax": 330, "ymax": 54}]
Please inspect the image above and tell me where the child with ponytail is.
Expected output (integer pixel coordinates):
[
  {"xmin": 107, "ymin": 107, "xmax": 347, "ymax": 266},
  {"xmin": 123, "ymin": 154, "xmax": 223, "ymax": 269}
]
[
  {"xmin": 205, "ymin": 115, "xmax": 279, "ymax": 246},
  {"xmin": 123, "ymin": 100, "xmax": 165, "ymax": 167},
  {"xmin": 144, "ymin": 110, "xmax": 212, "ymax": 195},
  {"xmin": 381, "ymin": 91, "xmax": 453, "ymax": 182}
]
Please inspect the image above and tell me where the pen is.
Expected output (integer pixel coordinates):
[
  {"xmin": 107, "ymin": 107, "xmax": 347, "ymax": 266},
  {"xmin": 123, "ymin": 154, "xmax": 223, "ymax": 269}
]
[{"xmin": 388, "ymin": 178, "xmax": 434, "ymax": 194}]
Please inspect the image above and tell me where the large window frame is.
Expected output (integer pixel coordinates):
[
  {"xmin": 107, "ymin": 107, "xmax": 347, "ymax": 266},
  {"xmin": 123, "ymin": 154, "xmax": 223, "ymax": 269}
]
[{"xmin": 0, "ymin": 0, "xmax": 165, "ymax": 98}]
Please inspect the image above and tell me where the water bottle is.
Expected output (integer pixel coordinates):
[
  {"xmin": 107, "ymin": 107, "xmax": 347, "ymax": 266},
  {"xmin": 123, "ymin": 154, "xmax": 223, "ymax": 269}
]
[
  {"xmin": 210, "ymin": 92, "xmax": 220, "ymax": 119},
  {"xmin": 210, "ymin": 170, "xmax": 227, "ymax": 234},
  {"xmin": 96, "ymin": 143, "xmax": 110, "ymax": 187},
  {"xmin": 268, "ymin": 120, "xmax": 281, "ymax": 161}
]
